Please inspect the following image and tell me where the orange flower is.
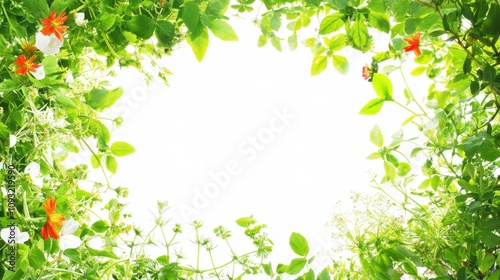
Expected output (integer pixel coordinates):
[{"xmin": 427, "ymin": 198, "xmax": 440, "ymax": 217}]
[
  {"xmin": 41, "ymin": 198, "xmax": 65, "ymax": 239},
  {"xmin": 14, "ymin": 54, "xmax": 41, "ymax": 76},
  {"xmin": 403, "ymin": 32, "xmax": 422, "ymax": 56},
  {"xmin": 41, "ymin": 11, "xmax": 68, "ymax": 41}
]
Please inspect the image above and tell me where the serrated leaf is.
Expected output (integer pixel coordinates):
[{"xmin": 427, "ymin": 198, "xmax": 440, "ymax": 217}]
[
  {"xmin": 289, "ymin": 232, "xmax": 309, "ymax": 256},
  {"xmin": 111, "ymin": 142, "xmax": 136, "ymax": 156},
  {"xmin": 209, "ymin": 20, "xmax": 238, "ymax": 41},
  {"xmin": 359, "ymin": 98, "xmax": 385, "ymax": 115},
  {"xmin": 349, "ymin": 16, "xmax": 369, "ymax": 51},
  {"xmin": 325, "ymin": 34, "xmax": 346, "ymax": 52}
]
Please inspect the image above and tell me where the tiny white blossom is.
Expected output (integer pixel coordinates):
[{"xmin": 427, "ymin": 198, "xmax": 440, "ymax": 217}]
[
  {"xmin": 9, "ymin": 135, "xmax": 16, "ymax": 147},
  {"xmin": 75, "ymin": 13, "xmax": 86, "ymax": 26},
  {"xmin": 1, "ymin": 226, "xmax": 30, "ymax": 244},
  {"xmin": 31, "ymin": 65, "xmax": 45, "ymax": 80},
  {"xmin": 35, "ymin": 32, "xmax": 63, "ymax": 55},
  {"xmin": 59, "ymin": 219, "xmax": 82, "ymax": 250},
  {"xmin": 65, "ymin": 71, "xmax": 74, "ymax": 84}
]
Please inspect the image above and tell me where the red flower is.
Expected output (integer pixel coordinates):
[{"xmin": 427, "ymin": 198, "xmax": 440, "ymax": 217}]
[
  {"xmin": 362, "ymin": 64, "xmax": 371, "ymax": 80},
  {"xmin": 41, "ymin": 11, "xmax": 68, "ymax": 41},
  {"xmin": 41, "ymin": 198, "xmax": 65, "ymax": 239},
  {"xmin": 14, "ymin": 54, "xmax": 41, "ymax": 76},
  {"xmin": 403, "ymin": 32, "xmax": 422, "ymax": 56}
]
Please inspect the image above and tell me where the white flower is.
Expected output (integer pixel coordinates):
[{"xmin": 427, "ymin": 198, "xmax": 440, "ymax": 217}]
[
  {"xmin": 65, "ymin": 71, "xmax": 74, "ymax": 84},
  {"xmin": 25, "ymin": 162, "xmax": 43, "ymax": 186},
  {"xmin": 35, "ymin": 32, "xmax": 63, "ymax": 55},
  {"xmin": 59, "ymin": 218, "xmax": 82, "ymax": 251},
  {"xmin": 9, "ymin": 135, "xmax": 16, "ymax": 148},
  {"xmin": 75, "ymin": 13, "xmax": 86, "ymax": 26},
  {"xmin": 1, "ymin": 226, "xmax": 30, "ymax": 244},
  {"xmin": 31, "ymin": 65, "xmax": 45, "ymax": 80}
]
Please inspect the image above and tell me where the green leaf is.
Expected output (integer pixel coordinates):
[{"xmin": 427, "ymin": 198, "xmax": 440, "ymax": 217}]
[
  {"xmin": 317, "ymin": 268, "xmax": 331, "ymax": 280},
  {"xmin": 289, "ymin": 232, "xmax": 309, "ymax": 256},
  {"xmin": 156, "ymin": 20, "xmax": 175, "ymax": 46},
  {"xmin": 286, "ymin": 258, "xmax": 307, "ymax": 275},
  {"xmin": 311, "ymin": 55, "xmax": 327, "ymax": 76},
  {"xmin": 42, "ymin": 55, "xmax": 58, "ymax": 76},
  {"xmin": 288, "ymin": 34, "xmax": 298, "ymax": 51},
  {"xmin": 63, "ymin": 249, "xmax": 82, "ymax": 263},
  {"xmin": 87, "ymin": 247, "xmax": 119, "ymax": 259},
  {"xmin": 105, "ymin": 155, "xmax": 118, "ymax": 173},
  {"xmin": 111, "ymin": 141, "xmax": 136, "ymax": 157},
  {"xmin": 85, "ymin": 87, "xmax": 124, "ymax": 110},
  {"xmin": 359, "ymin": 98, "xmax": 385, "ymax": 115},
  {"xmin": 126, "ymin": 15, "xmax": 156, "ymax": 39},
  {"xmin": 368, "ymin": 11, "xmax": 390, "ymax": 33},
  {"xmin": 319, "ymin": 14, "xmax": 344, "ymax": 34},
  {"xmin": 262, "ymin": 262, "xmax": 273, "ymax": 276},
  {"xmin": 236, "ymin": 216, "xmax": 256, "ymax": 227},
  {"xmin": 397, "ymin": 162, "xmax": 411, "ymax": 176},
  {"xmin": 331, "ymin": 55, "xmax": 348, "ymax": 74},
  {"xmin": 403, "ymin": 260, "xmax": 418, "ymax": 276},
  {"xmin": 479, "ymin": 254, "xmax": 495, "ymax": 274},
  {"xmin": 482, "ymin": 3, "xmax": 500, "ymax": 36},
  {"xmin": 271, "ymin": 36, "xmax": 282, "ymax": 51},
  {"xmin": 187, "ymin": 26, "xmax": 209, "ymax": 62},
  {"xmin": 370, "ymin": 125, "xmax": 384, "ymax": 148},
  {"xmin": 209, "ymin": 20, "xmax": 238, "ymax": 41},
  {"xmin": 325, "ymin": 34, "xmax": 346, "ymax": 52},
  {"xmin": 183, "ymin": 1, "xmax": 200, "ymax": 33},
  {"xmin": 384, "ymin": 160, "xmax": 396, "ymax": 180},
  {"xmin": 349, "ymin": 16, "xmax": 369, "ymax": 51},
  {"xmin": 28, "ymin": 245, "xmax": 46, "ymax": 270},
  {"xmin": 55, "ymin": 94, "xmax": 77, "ymax": 109},
  {"xmin": 258, "ymin": 34, "xmax": 267, "ymax": 47},
  {"xmin": 92, "ymin": 220, "xmax": 110, "ymax": 233},
  {"xmin": 372, "ymin": 73, "xmax": 393, "ymax": 100},
  {"xmin": 90, "ymin": 154, "xmax": 103, "ymax": 168},
  {"xmin": 411, "ymin": 66, "xmax": 426, "ymax": 76},
  {"xmin": 24, "ymin": 0, "xmax": 50, "ymax": 20},
  {"xmin": 97, "ymin": 13, "xmax": 117, "ymax": 31}
]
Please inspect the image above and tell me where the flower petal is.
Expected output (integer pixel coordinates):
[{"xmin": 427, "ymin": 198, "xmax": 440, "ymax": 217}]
[
  {"xmin": 31, "ymin": 65, "xmax": 45, "ymax": 80},
  {"xmin": 59, "ymin": 235, "xmax": 82, "ymax": 250},
  {"xmin": 60, "ymin": 218, "xmax": 78, "ymax": 236}
]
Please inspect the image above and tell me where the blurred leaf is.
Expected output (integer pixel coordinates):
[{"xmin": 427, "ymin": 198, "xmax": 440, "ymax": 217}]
[
  {"xmin": 359, "ymin": 98, "xmax": 385, "ymax": 115},
  {"xmin": 111, "ymin": 142, "xmax": 136, "ymax": 157},
  {"xmin": 331, "ymin": 55, "xmax": 348, "ymax": 74},
  {"xmin": 187, "ymin": 26, "xmax": 209, "ymax": 62},
  {"xmin": 105, "ymin": 155, "xmax": 117, "ymax": 173},
  {"xmin": 370, "ymin": 125, "xmax": 384, "ymax": 148},
  {"xmin": 372, "ymin": 73, "xmax": 393, "ymax": 100},
  {"xmin": 183, "ymin": 1, "xmax": 200, "ymax": 33},
  {"xmin": 209, "ymin": 20, "xmax": 238, "ymax": 41}
]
